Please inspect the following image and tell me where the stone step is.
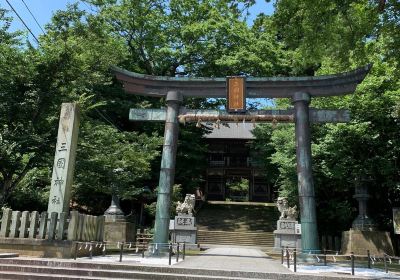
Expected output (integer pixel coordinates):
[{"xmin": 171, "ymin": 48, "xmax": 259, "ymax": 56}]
[
  {"xmin": 0, "ymin": 264, "xmax": 263, "ymax": 280},
  {"xmin": 0, "ymin": 258, "xmax": 271, "ymax": 277},
  {"xmin": 198, "ymin": 238, "xmax": 273, "ymax": 242},
  {"xmin": 197, "ymin": 241, "xmax": 274, "ymax": 246},
  {"xmin": 195, "ymin": 203, "xmax": 279, "ymax": 233},
  {"xmin": 198, "ymin": 230, "xmax": 274, "ymax": 235},
  {"xmin": 0, "ymin": 271, "xmax": 105, "ymax": 280},
  {"xmin": 0, "ymin": 259, "xmax": 275, "ymax": 280},
  {"xmin": 197, "ymin": 231, "xmax": 275, "ymax": 237},
  {"xmin": 197, "ymin": 238, "xmax": 273, "ymax": 242},
  {"xmin": 0, "ymin": 258, "xmax": 372, "ymax": 280},
  {"xmin": 197, "ymin": 235, "xmax": 273, "ymax": 241},
  {"xmin": 0, "ymin": 253, "xmax": 19, "ymax": 258},
  {"xmin": 197, "ymin": 230, "xmax": 274, "ymax": 247},
  {"xmin": 197, "ymin": 237, "xmax": 274, "ymax": 241},
  {"xmin": 199, "ymin": 240, "xmax": 274, "ymax": 246},
  {"xmin": 197, "ymin": 225, "xmax": 273, "ymax": 229}
]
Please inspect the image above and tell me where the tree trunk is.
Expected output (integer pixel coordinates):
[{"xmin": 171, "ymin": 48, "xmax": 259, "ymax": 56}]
[{"xmin": 0, "ymin": 177, "xmax": 13, "ymax": 207}]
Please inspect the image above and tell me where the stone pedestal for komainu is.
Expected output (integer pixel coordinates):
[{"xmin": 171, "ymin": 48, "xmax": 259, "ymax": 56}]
[
  {"xmin": 170, "ymin": 194, "xmax": 198, "ymax": 249},
  {"xmin": 274, "ymin": 197, "xmax": 302, "ymax": 250}
]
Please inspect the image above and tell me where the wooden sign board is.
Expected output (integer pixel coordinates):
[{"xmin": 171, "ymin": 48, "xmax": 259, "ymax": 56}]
[{"xmin": 227, "ymin": 76, "xmax": 246, "ymax": 113}]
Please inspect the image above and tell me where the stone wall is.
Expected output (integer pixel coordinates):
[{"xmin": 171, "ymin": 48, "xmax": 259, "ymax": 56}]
[
  {"xmin": 0, "ymin": 209, "xmax": 105, "ymax": 241},
  {"xmin": 0, "ymin": 238, "xmax": 103, "ymax": 258},
  {"xmin": 341, "ymin": 229, "xmax": 394, "ymax": 255},
  {"xmin": 0, "ymin": 209, "xmax": 105, "ymax": 258}
]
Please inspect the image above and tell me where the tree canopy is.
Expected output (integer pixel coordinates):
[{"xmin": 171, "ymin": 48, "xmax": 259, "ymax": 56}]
[{"xmin": 0, "ymin": 0, "xmax": 398, "ymax": 233}]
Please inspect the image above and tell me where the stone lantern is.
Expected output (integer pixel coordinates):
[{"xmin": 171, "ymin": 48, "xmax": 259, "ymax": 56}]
[
  {"xmin": 104, "ymin": 168, "xmax": 126, "ymax": 222},
  {"xmin": 103, "ymin": 168, "xmax": 136, "ymax": 243},
  {"xmin": 351, "ymin": 176, "xmax": 376, "ymax": 231},
  {"xmin": 341, "ymin": 175, "xmax": 394, "ymax": 255}
]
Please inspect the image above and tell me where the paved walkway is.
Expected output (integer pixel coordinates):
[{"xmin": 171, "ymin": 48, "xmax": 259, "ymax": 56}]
[{"xmin": 176, "ymin": 247, "xmax": 291, "ymax": 273}]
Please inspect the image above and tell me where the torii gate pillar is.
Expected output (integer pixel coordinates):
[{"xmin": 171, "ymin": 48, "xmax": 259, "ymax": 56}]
[
  {"xmin": 293, "ymin": 92, "xmax": 318, "ymax": 252},
  {"xmin": 154, "ymin": 91, "xmax": 182, "ymax": 245}
]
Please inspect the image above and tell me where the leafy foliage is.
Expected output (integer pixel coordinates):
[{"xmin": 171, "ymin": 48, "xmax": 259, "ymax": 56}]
[
  {"xmin": 0, "ymin": 0, "xmax": 399, "ymax": 238},
  {"xmin": 265, "ymin": 0, "xmax": 400, "ymax": 233},
  {"xmin": 73, "ymin": 119, "xmax": 161, "ymax": 214}
]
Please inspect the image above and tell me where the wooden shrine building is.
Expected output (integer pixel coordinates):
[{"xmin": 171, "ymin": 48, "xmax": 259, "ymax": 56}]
[{"xmin": 204, "ymin": 122, "xmax": 272, "ymax": 202}]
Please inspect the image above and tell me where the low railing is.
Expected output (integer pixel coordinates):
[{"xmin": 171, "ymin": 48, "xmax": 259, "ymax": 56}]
[
  {"xmin": 72, "ymin": 241, "xmax": 191, "ymax": 265},
  {"xmin": 0, "ymin": 208, "xmax": 104, "ymax": 241},
  {"xmin": 281, "ymin": 246, "xmax": 399, "ymax": 276}
]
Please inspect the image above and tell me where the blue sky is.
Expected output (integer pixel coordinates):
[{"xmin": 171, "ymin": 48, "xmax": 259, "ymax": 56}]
[
  {"xmin": 5, "ymin": 0, "xmax": 86, "ymax": 41},
  {"xmin": 4, "ymin": 0, "xmax": 274, "ymax": 43}
]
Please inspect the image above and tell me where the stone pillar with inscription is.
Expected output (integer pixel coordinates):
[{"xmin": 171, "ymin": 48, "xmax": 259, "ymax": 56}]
[{"xmin": 47, "ymin": 103, "xmax": 80, "ymax": 214}]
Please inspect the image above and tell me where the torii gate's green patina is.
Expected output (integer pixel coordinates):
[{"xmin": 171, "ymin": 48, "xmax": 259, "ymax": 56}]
[{"xmin": 113, "ymin": 65, "xmax": 371, "ymax": 252}]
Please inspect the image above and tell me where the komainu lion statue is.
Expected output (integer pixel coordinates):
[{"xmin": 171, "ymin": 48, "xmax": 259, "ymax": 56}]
[
  {"xmin": 176, "ymin": 194, "xmax": 195, "ymax": 215},
  {"xmin": 276, "ymin": 197, "xmax": 298, "ymax": 220}
]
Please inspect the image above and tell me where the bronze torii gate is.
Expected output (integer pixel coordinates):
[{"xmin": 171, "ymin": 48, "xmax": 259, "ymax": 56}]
[{"xmin": 113, "ymin": 65, "xmax": 371, "ymax": 252}]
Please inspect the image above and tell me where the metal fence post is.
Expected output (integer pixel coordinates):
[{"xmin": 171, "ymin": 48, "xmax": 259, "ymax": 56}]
[
  {"xmin": 384, "ymin": 254, "xmax": 388, "ymax": 273},
  {"xmin": 89, "ymin": 243, "xmax": 93, "ymax": 259},
  {"xmin": 281, "ymin": 247, "xmax": 284, "ymax": 264},
  {"xmin": 351, "ymin": 252, "xmax": 354, "ymax": 275},
  {"xmin": 286, "ymin": 247, "xmax": 290, "ymax": 268},
  {"xmin": 294, "ymin": 248, "xmax": 297, "ymax": 272},
  {"xmin": 367, "ymin": 250, "xmax": 371, "ymax": 269},
  {"xmin": 183, "ymin": 242, "xmax": 186, "ymax": 260},
  {"xmin": 169, "ymin": 243, "xmax": 172, "ymax": 265},
  {"xmin": 119, "ymin": 242, "xmax": 124, "ymax": 262},
  {"xmin": 74, "ymin": 242, "xmax": 78, "ymax": 260},
  {"xmin": 176, "ymin": 243, "xmax": 180, "ymax": 262}
]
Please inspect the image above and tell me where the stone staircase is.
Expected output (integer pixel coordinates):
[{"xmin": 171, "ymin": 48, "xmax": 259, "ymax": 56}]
[
  {"xmin": 196, "ymin": 201, "xmax": 279, "ymax": 248},
  {"xmin": 0, "ymin": 257, "xmax": 367, "ymax": 280},
  {"xmin": 197, "ymin": 230, "xmax": 275, "ymax": 247},
  {"xmin": 0, "ymin": 258, "xmax": 278, "ymax": 279}
]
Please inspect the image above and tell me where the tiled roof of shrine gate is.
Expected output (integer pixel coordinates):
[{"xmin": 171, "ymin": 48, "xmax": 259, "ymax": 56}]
[
  {"xmin": 112, "ymin": 64, "xmax": 371, "ymax": 98},
  {"xmin": 204, "ymin": 123, "xmax": 255, "ymax": 140}
]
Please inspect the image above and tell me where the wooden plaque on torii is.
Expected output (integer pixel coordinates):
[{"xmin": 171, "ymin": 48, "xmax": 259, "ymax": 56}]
[{"xmin": 227, "ymin": 76, "xmax": 246, "ymax": 113}]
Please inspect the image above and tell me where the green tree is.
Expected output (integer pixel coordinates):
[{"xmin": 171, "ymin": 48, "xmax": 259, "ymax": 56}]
[
  {"xmin": 83, "ymin": 0, "xmax": 257, "ymax": 76},
  {"xmin": 0, "ymin": 9, "xmax": 64, "ymax": 206},
  {"xmin": 268, "ymin": 0, "xmax": 400, "ymax": 233},
  {"xmin": 0, "ymin": 4, "xmax": 163, "ymax": 213},
  {"xmin": 73, "ymin": 119, "xmax": 161, "ymax": 214}
]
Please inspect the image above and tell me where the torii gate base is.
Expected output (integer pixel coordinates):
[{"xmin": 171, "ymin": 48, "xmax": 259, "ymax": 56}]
[{"xmin": 114, "ymin": 65, "xmax": 371, "ymax": 253}]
